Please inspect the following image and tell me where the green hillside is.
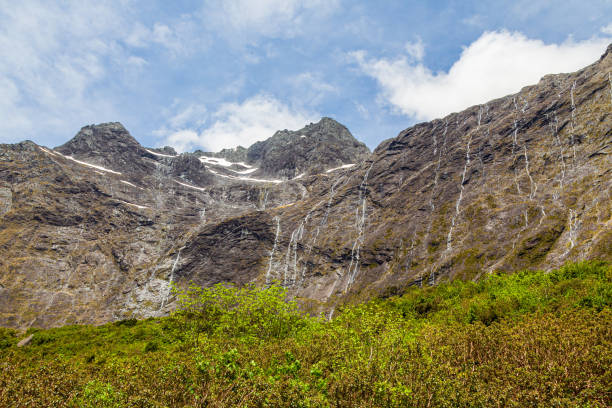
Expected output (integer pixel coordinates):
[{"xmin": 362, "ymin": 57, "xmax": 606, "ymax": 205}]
[{"xmin": 1, "ymin": 261, "xmax": 611, "ymax": 407}]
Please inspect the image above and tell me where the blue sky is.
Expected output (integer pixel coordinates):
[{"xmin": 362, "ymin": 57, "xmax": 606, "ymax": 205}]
[{"xmin": 0, "ymin": 1, "xmax": 610, "ymax": 151}]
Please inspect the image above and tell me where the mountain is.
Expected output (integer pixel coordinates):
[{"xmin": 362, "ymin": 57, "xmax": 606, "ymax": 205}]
[
  {"xmin": 0, "ymin": 47, "xmax": 611, "ymax": 328},
  {"xmin": 199, "ymin": 117, "xmax": 370, "ymax": 180}
]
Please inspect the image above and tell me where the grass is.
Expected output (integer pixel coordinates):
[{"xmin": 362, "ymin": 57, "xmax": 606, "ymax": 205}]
[{"xmin": 0, "ymin": 260, "xmax": 610, "ymax": 407}]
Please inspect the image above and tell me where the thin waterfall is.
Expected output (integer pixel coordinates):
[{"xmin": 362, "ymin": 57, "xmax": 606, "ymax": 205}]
[
  {"xmin": 345, "ymin": 162, "xmax": 374, "ymax": 292},
  {"xmin": 159, "ymin": 247, "xmax": 183, "ymax": 312},
  {"xmin": 265, "ymin": 216, "xmax": 281, "ymax": 285},
  {"xmin": 447, "ymin": 107, "xmax": 480, "ymax": 251}
]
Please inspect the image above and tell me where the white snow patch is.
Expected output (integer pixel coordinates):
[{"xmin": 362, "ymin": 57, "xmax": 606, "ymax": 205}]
[
  {"xmin": 116, "ymin": 199, "xmax": 149, "ymax": 209},
  {"xmin": 231, "ymin": 167, "xmax": 258, "ymax": 175},
  {"xmin": 300, "ymin": 135, "xmax": 307, "ymax": 138},
  {"xmin": 199, "ymin": 156, "xmax": 234, "ymax": 167},
  {"xmin": 39, "ymin": 146, "xmax": 58, "ymax": 156},
  {"xmin": 199, "ymin": 156, "xmax": 256, "ymax": 171},
  {"xmin": 232, "ymin": 161, "xmax": 254, "ymax": 169},
  {"xmin": 145, "ymin": 148, "xmax": 176, "ymax": 158},
  {"xmin": 120, "ymin": 180, "xmax": 143, "ymax": 189},
  {"xmin": 325, "ymin": 163, "xmax": 355, "ymax": 173},
  {"xmin": 293, "ymin": 172, "xmax": 306, "ymax": 180},
  {"xmin": 207, "ymin": 167, "xmax": 282, "ymax": 184},
  {"xmin": 48, "ymin": 150, "xmax": 122, "ymax": 175},
  {"xmin": 174, "ymin": 180, "xmax": 207, "ymax": 191}
]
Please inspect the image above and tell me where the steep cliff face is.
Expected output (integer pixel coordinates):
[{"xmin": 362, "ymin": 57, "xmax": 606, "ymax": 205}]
[
  {"xmin": 260, "ymin": 44, "xmax": 611, "ymax": 311},
  {"xmin": 0, "ymin": 47, "xmax": 610, "ymax": 328}
]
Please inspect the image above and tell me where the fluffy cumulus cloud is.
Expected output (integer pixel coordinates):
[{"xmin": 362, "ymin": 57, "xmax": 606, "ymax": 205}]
[
  {"xmin": 0, "ymin": 1, "xmax": 197, "ymax": 144},
  {"xmin": 0, "ymin": 1, "xmax": 123, "ymax": 140},
  {"xmin": 351, "ymin": 31, "xmax": 611, "ymax": 121},
  {"xmin": 159, "ymin": 94, "xmax": 317, "ymax": 152},
  {"xmin": 202, "ymin": 0, "xmax": 340, "ymax": 43}
]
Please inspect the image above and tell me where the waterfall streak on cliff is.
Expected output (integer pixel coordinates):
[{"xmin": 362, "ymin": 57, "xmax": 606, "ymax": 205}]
[
  {"xmin": 568, "ymin": 209, "xmax": 578, "ymax": 248},
  {"xmin": 524, "ymin": 145, "xmax": 537, "ymax": 200},
  {"xmin": 447, "ymin": 108, "xmax": 479, "ymax": 251},
  {"xmin": 322, "ymin": 177, "xmax": 345, "ymax": 226},
  {"xmin": 159, "ymin": 248, "xmax": 182, "ymax": 311},
  {"xmin": 345, "ymin": 163, "xmax": 374, "ymax": 291},
  {"xmin": 266, "ymin": 216, "xmax": 281, "ymax": 285}
]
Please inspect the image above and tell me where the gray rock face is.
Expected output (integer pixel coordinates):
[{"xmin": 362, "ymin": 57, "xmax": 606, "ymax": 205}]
[
  {"xmin": 55, "ymin": 122, "xmax": 156, "ymax": 175},
  {"xmin": 246, "ymin": 117, "xmax": 370, "ymax": 179}
]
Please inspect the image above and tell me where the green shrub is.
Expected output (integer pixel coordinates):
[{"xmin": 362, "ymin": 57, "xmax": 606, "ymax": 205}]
[{"xmin": 0, "ymin": 261, "xmax": 609, "ymax": 407}]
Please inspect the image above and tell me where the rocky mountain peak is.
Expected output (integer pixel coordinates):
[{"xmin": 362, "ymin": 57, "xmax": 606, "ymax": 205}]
[
  {"xmin": 600, "ymin": 43, "xmax": 612, "ymax": 62},
  {"xmin": 56, "ymin": 122, "xmax": 140, "ymax": 155},
  {"xmin": 52, "ymin": 122, "xmax": 154, "ymax": 175},
  {"xmin": 246, "ymin": 117, "xmax": 370, "ymax": 179}
]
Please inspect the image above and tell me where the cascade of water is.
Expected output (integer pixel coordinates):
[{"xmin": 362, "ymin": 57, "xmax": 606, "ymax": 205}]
[
  {"xmin": 422, "ymin": 120, "xmax": 450, "ymax": 255},
  {"xmin": 404, "ymin": 236, "xmax": 416, "ymax": 270},
  {"xmin": 345, "ymin": 162, "xmax": 374, "ymax": 292},
  {"xmin": 523, "ymin": 145, "xmax": 537, "ymax": 200},
  {"xmin": 538, "ymin": 206, "xmax": 546, "ymax": 226},
  {"xmin": 321, "ymin": 177, "xmax": 346, "ymax": 226},
  {"xmin": 512, "ymin": 118, "xmax": 522, "ymax": 195},
  {"xmin": 308, "ymin": 226, "xmax": 320, "ymax": 255},
  {"xmin": 550, "ymin": 111, "xmax": 566, "ymax": 191},
  {"xmin": 447, "ymin": 108, "xmax": 479, "ymax": 251},
  {"xmin": 265, "ymin": 216, "xmax": 281, "ymax": 285},
  {"xmin": 261, "ymin": 189, "xmax": 269, "ymax": 210},
  {"xmin": 159, "ymin": 247, "xmax": 183, "ymax": 311},
  {"xmin": 428, "ymin": 270, "xmax": 436, "ymax": 286},
  {"xmin": 429, "ymin": 120, "xmax": 448, "ymax": 212},
  {"xmin": 568, "ymin": 209, "xmax": 578, "ymax": 248},
  {"xmin": 328, "ymin": 306, "xmax": 335, "ymax": 321},
  {"xmin": 432, "ymin": 122, "xmax": 439, "ymax": 156},
  {"xmin": 283, "ymin": 222, "xmax": 305, "ymax": 287}
]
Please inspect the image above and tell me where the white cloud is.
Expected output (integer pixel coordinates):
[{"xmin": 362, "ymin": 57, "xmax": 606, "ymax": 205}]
[
  {"xmin": 165, "ymin": 130, "xmax": 202, "ymax": 153},
  {"xmin": 351, "ymin": 31, "xmax": 611, "ymax": 121},
  {"xmin": 404, "ymin": 38, "xmax": 425, "ymax": 61},
  {"xmin": 159, "ymin": 94, "xmax": 317, "ymax": 152},
  {"xmin": 202, "ymin": 0, "xmax": 340, "ymax": 44},
  {"xmin": 0, "ymin": 1, "xmax": 201, "ymax": 144},
  {"xmin": 0, "ymin": 1, "xmax": 129, "ymax": 141},
  {"xmin": 602, "ymin": 23, "xmax": 612, "ymax": 35}
]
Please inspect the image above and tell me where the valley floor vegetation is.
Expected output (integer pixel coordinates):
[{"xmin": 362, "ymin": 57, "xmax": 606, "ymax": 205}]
[{"xmin": 0, "ymin": 261, "xmax": 611, "ymax": 407}]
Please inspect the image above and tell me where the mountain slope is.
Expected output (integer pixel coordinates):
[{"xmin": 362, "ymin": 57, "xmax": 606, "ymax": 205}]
[
  {"xmin": 249, "ymin": 44, "xmax": 612, "ymax": 311},
  {"xmin": 0, "ymin": 46, "xmax": 610, "ymax": 328},
  {"xmin": 0, "ymin": 118, "xmax": 369, "ymax": 327}
]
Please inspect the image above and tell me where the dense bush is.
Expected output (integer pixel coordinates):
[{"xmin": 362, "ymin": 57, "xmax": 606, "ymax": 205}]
[{"xmin": 0, "ymin": 261, "xmax": 610, "ymax": 407}]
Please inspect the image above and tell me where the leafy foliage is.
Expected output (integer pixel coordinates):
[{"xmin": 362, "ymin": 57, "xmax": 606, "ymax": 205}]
[{"xmin": 0, "ymin": 261, "xmax": 610, "ymax": 407}]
